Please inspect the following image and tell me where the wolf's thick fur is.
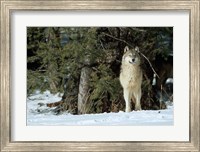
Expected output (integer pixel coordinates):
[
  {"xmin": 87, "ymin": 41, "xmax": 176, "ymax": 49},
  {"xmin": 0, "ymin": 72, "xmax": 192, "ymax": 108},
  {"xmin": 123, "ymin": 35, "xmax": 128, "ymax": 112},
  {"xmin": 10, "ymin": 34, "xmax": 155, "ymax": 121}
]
[{"xmin": 120, "ymin": 46, "xmax": 143, "ymax": 112}]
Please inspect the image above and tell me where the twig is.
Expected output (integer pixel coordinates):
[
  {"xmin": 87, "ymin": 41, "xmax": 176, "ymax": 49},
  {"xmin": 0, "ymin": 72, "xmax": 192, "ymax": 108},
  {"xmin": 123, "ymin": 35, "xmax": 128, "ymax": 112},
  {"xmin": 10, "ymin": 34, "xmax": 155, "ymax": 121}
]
[
  {"xmin": 160, "ymin": 85, "xmax": 163, "ymax": 109},
  {"xmin": 99, "ymin": 40, "xmax": 106, "ymax": 51}
]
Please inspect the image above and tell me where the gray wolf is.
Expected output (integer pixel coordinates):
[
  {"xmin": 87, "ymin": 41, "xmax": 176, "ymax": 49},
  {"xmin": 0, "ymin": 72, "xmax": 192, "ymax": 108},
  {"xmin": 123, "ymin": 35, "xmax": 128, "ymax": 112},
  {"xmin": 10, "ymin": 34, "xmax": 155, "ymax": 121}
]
[{"xmin": 120, "ymin": 46, "xmax": 143, "ymax": 112}]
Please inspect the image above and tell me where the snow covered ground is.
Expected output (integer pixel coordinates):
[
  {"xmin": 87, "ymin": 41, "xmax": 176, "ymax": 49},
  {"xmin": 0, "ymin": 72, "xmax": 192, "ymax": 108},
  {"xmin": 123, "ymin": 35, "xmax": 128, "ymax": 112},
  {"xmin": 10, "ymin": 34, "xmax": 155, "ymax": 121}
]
[{"xmin": 27, "ymin": 90, "xmax": 173, "ymax": 126}]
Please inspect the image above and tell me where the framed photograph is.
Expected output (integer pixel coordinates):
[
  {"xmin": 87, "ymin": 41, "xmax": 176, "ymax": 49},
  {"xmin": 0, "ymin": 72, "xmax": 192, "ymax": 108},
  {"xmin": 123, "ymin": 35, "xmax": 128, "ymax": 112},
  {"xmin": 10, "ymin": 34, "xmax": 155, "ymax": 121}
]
[{"xmin": 1, "ymin": 0, "xmax": 199, "ymax": 151}]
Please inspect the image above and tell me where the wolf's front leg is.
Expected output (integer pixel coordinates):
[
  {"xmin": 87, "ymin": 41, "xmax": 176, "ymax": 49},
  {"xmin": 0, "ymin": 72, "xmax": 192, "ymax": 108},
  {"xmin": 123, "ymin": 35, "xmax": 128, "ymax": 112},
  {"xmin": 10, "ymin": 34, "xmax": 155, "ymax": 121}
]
[
  {"xmin": 135, "ymin": 89, "xmax": 142, "ymax": 111},
  {"xmin": 124, "ymin": 89, "xmax": 131, "ymax": 112}
]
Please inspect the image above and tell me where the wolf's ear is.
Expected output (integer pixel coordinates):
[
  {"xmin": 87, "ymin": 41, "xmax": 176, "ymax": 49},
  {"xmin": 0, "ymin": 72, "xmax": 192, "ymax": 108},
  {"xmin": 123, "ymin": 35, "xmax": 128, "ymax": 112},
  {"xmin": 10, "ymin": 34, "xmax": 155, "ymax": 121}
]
[{"xmin": 124, "ymin": 46, "xmax": 129, "ymax": 53}]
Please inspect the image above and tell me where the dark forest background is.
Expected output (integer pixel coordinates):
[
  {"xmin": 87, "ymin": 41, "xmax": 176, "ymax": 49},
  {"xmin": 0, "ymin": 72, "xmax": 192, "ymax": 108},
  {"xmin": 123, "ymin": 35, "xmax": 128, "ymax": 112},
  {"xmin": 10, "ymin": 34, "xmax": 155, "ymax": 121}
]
[{"xmin": 27, "ymin": 27, "xmax": 173, "ymax": 115}]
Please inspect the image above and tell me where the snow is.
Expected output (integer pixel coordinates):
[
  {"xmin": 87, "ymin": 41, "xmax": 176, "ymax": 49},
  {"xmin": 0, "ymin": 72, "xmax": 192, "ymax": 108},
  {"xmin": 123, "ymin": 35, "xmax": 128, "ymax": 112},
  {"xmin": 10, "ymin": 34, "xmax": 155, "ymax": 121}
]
[
  {"xmin": 166, "ymin": 78, "xmax": 173, "ymax": 84},
  {"xmin": 27, "ymin": 90, "xmax": 173, "ymax": 126}
]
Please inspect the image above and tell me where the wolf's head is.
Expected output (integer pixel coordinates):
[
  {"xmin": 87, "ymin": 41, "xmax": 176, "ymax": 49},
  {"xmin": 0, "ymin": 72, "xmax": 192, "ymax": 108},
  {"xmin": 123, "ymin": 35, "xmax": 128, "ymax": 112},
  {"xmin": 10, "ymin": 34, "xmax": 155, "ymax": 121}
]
[{"xmin": 122, "ymin": 46, "xmax": 140, "ymax": 65}]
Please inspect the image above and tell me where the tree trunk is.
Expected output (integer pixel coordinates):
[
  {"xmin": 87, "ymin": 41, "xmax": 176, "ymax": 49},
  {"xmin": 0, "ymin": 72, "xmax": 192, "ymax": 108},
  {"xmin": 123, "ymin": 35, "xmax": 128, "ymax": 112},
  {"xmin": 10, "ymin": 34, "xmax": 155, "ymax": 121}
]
[{"xmin": 78, "ymin": 66, "xmax": 91, "ymax": 114}]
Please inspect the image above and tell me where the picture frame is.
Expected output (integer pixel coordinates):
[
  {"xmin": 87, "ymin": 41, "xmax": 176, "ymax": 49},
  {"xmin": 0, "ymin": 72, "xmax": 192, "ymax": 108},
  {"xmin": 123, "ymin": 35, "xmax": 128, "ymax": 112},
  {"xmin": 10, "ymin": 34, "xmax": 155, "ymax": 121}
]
[{"xmin": 0, "ymin": 0, "xmax": 199, "ymax": 151}]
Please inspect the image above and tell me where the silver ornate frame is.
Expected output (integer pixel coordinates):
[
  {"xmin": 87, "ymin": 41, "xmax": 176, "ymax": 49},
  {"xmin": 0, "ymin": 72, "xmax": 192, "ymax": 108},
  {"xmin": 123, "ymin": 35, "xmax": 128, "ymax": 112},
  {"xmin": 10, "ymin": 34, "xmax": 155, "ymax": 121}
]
[{"xmin": 0, "ymin": 0, "xmax": 199, "ymax": 151}]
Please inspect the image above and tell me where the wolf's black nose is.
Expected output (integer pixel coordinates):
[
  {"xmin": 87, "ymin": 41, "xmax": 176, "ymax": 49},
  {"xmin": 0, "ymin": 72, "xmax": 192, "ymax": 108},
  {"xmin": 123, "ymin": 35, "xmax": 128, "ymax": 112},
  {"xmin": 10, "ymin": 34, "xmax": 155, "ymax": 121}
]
[{"xmin": 132, "ymin": 59, "xmax": 135, "ymax": 62}]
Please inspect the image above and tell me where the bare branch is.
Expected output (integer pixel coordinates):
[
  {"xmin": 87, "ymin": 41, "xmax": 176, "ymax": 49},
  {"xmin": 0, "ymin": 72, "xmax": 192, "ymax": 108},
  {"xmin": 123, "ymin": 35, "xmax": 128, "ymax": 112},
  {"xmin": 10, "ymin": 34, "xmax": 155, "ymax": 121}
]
[
  {"xmin": 103, "ymin": 33, "xmax": 134, "ymax": 48},
  {"xmin": 103, "ymin": 32, "xmax": 160, "ymax": 79},
  {"xmin": 139, "ymin": 52, "xmax": 160, "ymax": 79}
]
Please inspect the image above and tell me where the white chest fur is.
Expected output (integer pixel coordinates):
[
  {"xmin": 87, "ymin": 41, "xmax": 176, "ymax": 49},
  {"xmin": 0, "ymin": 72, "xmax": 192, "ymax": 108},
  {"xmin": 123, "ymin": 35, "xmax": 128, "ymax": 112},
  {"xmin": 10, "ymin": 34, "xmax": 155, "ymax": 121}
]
[{"xmin": 120, "ymin": 63, "xmax": 142, "ymax": 89}]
